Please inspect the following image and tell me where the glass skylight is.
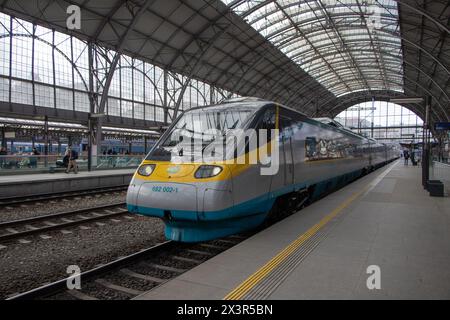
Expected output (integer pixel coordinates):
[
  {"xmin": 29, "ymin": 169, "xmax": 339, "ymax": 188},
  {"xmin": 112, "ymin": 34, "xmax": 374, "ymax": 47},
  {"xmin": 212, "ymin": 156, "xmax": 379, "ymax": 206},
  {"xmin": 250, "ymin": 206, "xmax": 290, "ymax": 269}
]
[{"xmin": 222, "ymin": 0, "xmax": 404, "ymax": 97}]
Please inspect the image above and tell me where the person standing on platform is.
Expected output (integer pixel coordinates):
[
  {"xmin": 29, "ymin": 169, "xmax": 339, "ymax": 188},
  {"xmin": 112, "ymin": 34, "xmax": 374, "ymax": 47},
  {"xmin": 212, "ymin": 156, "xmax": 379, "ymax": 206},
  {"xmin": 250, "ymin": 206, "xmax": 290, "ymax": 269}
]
[
  {"xmin": 0, "ymin": 147, "xmax": 7, "ymax": 168},
  {"xmin": 30, "ymin": 147, "xmax": 40, "ymax": 168},
  {"xmin": 66, "ymin": 147, "xmax": 79, "ymax": 174},
  {"xmin": 403, "ymin": 149, "xmax": 409, "ymax": 165}
]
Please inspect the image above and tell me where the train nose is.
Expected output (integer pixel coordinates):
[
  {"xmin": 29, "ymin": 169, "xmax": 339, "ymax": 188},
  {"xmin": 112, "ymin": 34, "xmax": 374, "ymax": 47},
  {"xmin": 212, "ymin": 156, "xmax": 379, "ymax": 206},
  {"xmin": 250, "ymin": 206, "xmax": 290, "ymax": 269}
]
[
  {"xmin": 126, "ymin": 182, "xmax": 140, "ymax": 212},
  {"xmin": 130, "ymin": 181, "xmax": 199, "ymax": 220}
]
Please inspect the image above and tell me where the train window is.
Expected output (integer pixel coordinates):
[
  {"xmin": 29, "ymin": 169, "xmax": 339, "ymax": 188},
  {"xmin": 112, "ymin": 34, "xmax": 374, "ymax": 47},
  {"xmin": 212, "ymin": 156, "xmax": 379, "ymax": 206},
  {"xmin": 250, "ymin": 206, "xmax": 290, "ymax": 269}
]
[
  {"xmin": 280, "ymin": 117, "xmax": 295, "ymax": 140},
  {"xmin": 256, "ymin": 108, "xmax": 276, "ymax": 145},
  {"xmin": 305, "ymin": 137, "xmax": 317, "ymax": 158}
]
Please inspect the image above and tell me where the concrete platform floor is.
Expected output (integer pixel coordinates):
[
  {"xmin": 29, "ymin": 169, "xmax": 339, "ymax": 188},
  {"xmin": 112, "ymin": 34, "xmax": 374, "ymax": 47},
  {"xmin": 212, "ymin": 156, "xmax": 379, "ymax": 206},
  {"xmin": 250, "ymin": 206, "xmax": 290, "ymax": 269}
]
[
  {"xmin": 0, "ymin": 169, "xmax": 135, "ymax": 184},
  {"xmin": 136, "ymin": 161, "xmax": 450, "ymax": 300},
  {"xmin": 0, "ymin": 169, "xmax": 135, "ymax": 199}
]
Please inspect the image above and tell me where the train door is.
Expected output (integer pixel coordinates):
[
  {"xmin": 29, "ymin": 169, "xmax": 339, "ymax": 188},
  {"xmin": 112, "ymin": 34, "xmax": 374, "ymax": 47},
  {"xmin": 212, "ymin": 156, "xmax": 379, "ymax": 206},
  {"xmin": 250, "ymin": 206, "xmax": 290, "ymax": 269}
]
[{"xmin": 279, "ymin": 115, "xmax": 295, "ymax": 186}]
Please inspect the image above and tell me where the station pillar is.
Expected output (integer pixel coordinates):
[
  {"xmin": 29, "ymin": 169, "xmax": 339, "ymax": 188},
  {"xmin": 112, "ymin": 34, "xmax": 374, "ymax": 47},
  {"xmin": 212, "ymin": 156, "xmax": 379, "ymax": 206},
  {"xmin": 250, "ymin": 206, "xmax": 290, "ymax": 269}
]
[
  {"xmin": 88, "ymin": 117, "xmax": 102, "ymax": 171},
  {"xmin": 422, "ymin": 96, "xmax": 431, "ymax": 189},
  {"xmin": 1, "ymin": 128, "xmax": 6, "ymax": 149}
]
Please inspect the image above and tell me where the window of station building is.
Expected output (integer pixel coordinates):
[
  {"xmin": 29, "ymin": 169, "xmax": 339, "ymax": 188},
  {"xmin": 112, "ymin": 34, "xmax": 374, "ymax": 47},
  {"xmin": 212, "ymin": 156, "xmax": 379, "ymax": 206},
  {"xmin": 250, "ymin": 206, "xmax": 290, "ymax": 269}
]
[
  {"xmin": 11, "ymin": 80, "xmax": 32, "ymax": 105},
  {"xmin": 145, "ymin": 105, "xmax": 155, "ymax": 122},
  {"xmin": 155, "ymin": 107, "xmax": 165, "ymax": 123},
  {"xmin": 0, "ymin": 78, "xmax": 9, "ymax": 102},
  {"xmin": 108, "ymin": 98, "xmax": 121, "ymax": 117},
  {"xmin": 56, "ymin": 88, "xmax": 73, "ymax": 110},
  {"xmin": 334, "ymin": 101, "xmax": 423, "ymax": 143},
  {"xmin": 134, "ymin": 103, "xmax": 144, "ymax": 120},
  {"xmin": 35, "ymin": 84, "xmax": 54, "ymax": 108},
  {"xmin": 121, "ymin": 100, "xmax": 133, "ymax": 119},
  {"xmin": 74, "ymin": 92, "xmax": 90, "ymax": 113},
  {"xmin": 0, "ymin": 12, "xmax": 240, "ymax": 125},
  {"xmin": 133, "ymin": 61, "xmax": 144, "ymax": 103},
  {"xmin": 0, "ymin": 13, "xmax": 10, "ymax": 77}
]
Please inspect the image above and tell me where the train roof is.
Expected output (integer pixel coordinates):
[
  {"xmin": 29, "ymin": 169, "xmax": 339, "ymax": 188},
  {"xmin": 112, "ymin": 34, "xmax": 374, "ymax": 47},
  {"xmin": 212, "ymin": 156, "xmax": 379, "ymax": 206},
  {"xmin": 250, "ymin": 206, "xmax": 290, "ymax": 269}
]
[{"xmin": 183, "ymin": 98, "xmax": 383, "ymax": 143}]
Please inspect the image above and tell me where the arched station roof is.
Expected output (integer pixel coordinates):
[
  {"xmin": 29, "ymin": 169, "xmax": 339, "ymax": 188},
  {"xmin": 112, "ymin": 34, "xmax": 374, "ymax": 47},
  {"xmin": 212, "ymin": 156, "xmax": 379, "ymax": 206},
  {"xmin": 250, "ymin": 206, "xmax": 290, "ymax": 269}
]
[{"xmin": 0, "ymin": 0, "xmax": 448, "ymax": 122}]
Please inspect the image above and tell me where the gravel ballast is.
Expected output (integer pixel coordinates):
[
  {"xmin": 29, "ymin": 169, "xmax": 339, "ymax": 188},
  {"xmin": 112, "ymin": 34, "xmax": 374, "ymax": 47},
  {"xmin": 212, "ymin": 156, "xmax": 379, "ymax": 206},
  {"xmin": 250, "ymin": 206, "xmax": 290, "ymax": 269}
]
[
  {"xmin": 0, "ymin": 212, "xmax": 165, "ymax": 299},
  {"xmin": 0, "ymin": 191, "xmax": 128, "ymax": 223}
]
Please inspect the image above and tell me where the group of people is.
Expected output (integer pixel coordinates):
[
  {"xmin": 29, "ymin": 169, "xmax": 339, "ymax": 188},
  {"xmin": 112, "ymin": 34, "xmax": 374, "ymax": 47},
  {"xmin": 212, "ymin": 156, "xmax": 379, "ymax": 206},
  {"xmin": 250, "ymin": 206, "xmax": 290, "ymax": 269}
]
[
  {"xmin": 102, "ymin": 149, "xmax": 130, "ymax": 155},
  {"xmin": 63, "ymin": 147, "xmax": 79, "ymax": 174},
  {"xmin": 403, "ymin": 148, "xmax": 418, "ymax": 166},
  {"xmin": 0, "ymin": 147, "xmax": 41, "ymax": 168}
]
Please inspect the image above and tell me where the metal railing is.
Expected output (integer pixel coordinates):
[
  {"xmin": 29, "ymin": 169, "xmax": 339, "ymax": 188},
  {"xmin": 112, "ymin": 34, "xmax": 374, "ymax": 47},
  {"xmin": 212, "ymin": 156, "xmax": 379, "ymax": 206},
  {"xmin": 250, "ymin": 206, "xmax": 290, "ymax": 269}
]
[{"xmin": 0, "ymin": 155, "xmax": 143, "ymax": 175}]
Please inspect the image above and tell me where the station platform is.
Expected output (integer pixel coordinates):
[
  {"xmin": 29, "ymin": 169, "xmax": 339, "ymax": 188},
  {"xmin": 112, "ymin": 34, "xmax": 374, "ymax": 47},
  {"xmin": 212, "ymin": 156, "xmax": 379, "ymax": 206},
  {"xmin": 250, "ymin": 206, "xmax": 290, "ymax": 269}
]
[
  {"xmin": 0, "ymin": 169, "xmax": 135, "ymax": 199},
  {"xmin": 136, "ymin": 161, "xmax": 450, "ymax": 300}
]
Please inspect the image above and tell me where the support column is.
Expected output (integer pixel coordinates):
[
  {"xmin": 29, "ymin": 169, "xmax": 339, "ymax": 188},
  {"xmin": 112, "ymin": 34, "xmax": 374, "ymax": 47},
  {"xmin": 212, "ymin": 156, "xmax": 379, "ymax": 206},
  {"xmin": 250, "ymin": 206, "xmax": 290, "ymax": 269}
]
[
  {"xmin": 2, "ymin": 128, "xmax": 7, "ymax": 149},
  {"xmin": 57, "ymin": 138, "xmax": 61, "ymax": 155},
  {"xmin": 88, "ymin": 117, "xmax": 102, "ymax": 170},
  {"xmin": 144, "ymin": 135, "xmax": 148, "ymax": 154},
  {"xmin": 44, "ymin": 116, "xmax": 49, "ymax": 167},
  {"xmin": 422, "ymin": 96, "xmax": 431, "ymax": 189},
  {"xmin": 87, "ymin": 42, "xmax": 101, "ymax": 171},
  {"xmin": 163, "ymin": 69, "xmax": 168, "ymax": 124}
]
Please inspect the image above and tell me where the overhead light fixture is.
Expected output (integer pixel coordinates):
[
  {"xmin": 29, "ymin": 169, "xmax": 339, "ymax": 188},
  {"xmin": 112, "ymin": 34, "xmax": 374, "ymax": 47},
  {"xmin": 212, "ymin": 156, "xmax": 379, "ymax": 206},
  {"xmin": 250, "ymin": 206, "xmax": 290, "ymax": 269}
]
[{"xmin": 389, "ymin": 97, "xmax": 423, "ymax": 104}]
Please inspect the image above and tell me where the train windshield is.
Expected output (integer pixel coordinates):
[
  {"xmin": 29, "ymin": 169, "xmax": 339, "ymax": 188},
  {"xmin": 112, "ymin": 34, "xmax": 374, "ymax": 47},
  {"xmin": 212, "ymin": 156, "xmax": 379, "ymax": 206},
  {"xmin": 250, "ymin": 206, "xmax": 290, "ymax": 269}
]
[{"xmin": 146, "ymin": 105, "xmax": 258, "ymax": 161}]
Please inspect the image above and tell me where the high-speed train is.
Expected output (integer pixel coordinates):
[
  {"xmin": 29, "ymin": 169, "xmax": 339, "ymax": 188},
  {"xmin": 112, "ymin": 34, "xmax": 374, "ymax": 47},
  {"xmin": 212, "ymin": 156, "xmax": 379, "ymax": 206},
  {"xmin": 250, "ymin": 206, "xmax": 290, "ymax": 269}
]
[{"xmin": 126, "ymin": 97, "xmax": 398, "ymax": 242}]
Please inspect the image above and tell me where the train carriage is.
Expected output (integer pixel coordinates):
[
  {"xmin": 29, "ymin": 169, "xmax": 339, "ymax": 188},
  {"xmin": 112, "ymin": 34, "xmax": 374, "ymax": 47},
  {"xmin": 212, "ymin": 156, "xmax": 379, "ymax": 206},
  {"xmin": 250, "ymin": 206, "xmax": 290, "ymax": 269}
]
[{"xmin": 126, "ymin": 97, "xmax": 398, "ymax": 242}]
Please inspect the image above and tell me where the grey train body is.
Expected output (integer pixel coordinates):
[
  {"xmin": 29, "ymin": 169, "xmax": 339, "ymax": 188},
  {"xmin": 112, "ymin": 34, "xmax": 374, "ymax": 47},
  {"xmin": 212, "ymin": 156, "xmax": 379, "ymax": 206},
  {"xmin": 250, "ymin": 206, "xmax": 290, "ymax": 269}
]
[{"xmin": 126, "ymin": 100, "xmax": 399, "ymax": 242}]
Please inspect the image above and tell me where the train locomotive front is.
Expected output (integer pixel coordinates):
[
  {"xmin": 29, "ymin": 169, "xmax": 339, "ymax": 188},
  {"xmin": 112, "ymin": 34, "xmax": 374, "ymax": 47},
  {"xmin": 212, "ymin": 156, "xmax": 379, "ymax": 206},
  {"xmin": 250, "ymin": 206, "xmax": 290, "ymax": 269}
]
[
  {"xmin": 127, "ymin": 99, "xmax": 398, "ymax": 242},
  {"xmin": 126, "ymin": 101, "xmax": 271, "ymax": 242}
]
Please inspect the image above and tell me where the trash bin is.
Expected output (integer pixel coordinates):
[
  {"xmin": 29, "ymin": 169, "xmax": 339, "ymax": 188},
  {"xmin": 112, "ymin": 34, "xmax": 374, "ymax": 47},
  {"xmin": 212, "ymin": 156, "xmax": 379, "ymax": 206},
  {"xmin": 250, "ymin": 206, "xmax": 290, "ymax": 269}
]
[{"xmin": 427, "ymin": 180, "xmax": 444, "ymax": 197}]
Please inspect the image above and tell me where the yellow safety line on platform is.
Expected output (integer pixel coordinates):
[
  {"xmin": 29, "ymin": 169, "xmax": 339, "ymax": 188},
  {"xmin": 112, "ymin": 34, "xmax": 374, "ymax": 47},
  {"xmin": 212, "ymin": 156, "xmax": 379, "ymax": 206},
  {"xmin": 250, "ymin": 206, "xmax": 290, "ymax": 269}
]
[{"xmin": 224, "ymin": 160, "xmax": 398, "ymax": 300}]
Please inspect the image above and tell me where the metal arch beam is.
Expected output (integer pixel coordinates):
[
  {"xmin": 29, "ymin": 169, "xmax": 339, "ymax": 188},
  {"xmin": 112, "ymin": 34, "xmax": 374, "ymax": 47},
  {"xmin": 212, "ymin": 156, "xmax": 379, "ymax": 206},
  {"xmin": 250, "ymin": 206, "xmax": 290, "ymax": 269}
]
[
  {"xmin": 233, "ymin": 0, "xmax": 396, "ymax": 26},
  {"xmin": 316, "ymin": 75, "xmax": 448, "ymax": 121},
  {"xmin": 146, "ymin": 0, "xmax": 293, "ymax": 99},
  {"xmin": 172, "ymin": 24, "xmax": 245, "ymax": 119},
  {"xmin": 164, "ymin": 1, "xmax": 231, "ymax": 71},
  {"xmin": 320, "ymin": 91, "xmax": 425, "ymax": 118},
  {"xmin": 196, "ymin": 32, "xmax": 325, "ymax": 109},
  {"xmin": 202, "ymin": 21, "xmax": 323, "ymax": 95},
  {"xmin": 150, "ymin": 1, "xmax": 196, "ymax": 69},
  {"xmin": 314, "ymin": 80, "xmax": 446, "ymax": 122},
  {"xmin": 208, "ymin": 3, "xmax": 344, "ymax": 99},
  {"xmin": 282, "ymin": 36, "xmax": 401, "ymax": 63},
  {"xmin": 216, "ymin": 14, "xmax": 447, "ymax": 85},
  {"xmin": 299, "ymin": 57, "xmax": 449, "ymax": 105},
  {"xmin": 237, "ymin": 3, "xmax": 397, "ymax": 42},
  {"xmin": 97, "ymin": 0, "xmax": 156, "ymax": 115},
  {"xmin": 147, "ymin": 1, "xmax": 310, "ymax": 112},
  {"xmin": 113, "ymin": 65, "xmax": 164, "ymax": 104},
  {"xmin": 91, "ymin": 0, "xmax": 126, "ymax": 41},
  {"xmin": 395, "ymin": 0, "xmax": 450, "ymax": 34},
  {"xmin": 327, "ymin": 95, "xmax": 428, "ymax": 122},
  {"xmin": 237, "ymin": 1, "xmax": 444, "ymax": 41},
  {"xmin": 282, "ymin": 28, "xmax": 449, "ymax": 77},
  {"xmin": 211, "ymin": 45, "xmax": 320, "ymax": 104},
  {"xmin": 326, "ymin": 93, "xmax": 427, "ymax": 122},
  {"xmin": 0, "ymin": 33, "xmax": 90, "ymax": 92},
  {"xmin": 318, "ymin": 87, "xmax": 442, "ymax": 123},
  {"xmin": 309, "ymin": 0, "xmax": 369, "ymax": 91},
  {"xmin": 282, "ymin": 29, "xmax": 450, "ymax": 82},
  {"xmin": 272, "ymin": 1, "xmax": 352, "ymax": 93}
]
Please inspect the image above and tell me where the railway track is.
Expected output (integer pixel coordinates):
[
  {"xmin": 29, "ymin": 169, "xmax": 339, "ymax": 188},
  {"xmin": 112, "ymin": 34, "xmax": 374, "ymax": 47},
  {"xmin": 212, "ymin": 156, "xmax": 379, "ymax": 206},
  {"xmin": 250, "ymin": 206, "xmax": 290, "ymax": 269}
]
[
  {"xmin": 0, "ymin": 185, "xmax": 128, "ymax": 207},
  {"xmin": 8, "ymin": 235, "xmax": 249, "ymax": 300},
  {"xmin": 0, "ymin": 202, "xmax": 128, "ymax": 243}
]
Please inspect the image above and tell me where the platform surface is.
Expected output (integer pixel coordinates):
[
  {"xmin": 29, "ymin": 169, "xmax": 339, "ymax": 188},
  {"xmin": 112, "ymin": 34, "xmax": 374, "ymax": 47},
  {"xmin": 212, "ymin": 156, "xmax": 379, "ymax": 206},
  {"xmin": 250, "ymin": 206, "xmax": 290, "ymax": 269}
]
[
  {"xmin": 0, "ymin": 169, "xmax": 135, "ymax": 185},
  {"xmin": 136, "ymin": 161, "xmax": 450, "ymax": 300}
]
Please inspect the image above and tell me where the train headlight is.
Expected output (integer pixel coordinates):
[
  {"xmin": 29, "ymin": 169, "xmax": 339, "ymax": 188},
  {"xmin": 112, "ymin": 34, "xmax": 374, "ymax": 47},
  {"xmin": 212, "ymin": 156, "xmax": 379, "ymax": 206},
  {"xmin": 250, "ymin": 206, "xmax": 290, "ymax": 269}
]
[
  {"xmin": 194, "ymin": 165, "xmax": 223, "ymax": 179},
  {"xmin": 138, "ymin": 164, "xmax": 155, "ymax": 176}
]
